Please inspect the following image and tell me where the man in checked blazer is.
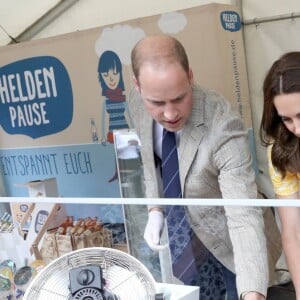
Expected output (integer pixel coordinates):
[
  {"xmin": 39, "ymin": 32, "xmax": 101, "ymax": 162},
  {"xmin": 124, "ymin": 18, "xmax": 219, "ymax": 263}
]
[{"xmin": 128, "ymin": 34, "xmax": 283, "ymax": 300}]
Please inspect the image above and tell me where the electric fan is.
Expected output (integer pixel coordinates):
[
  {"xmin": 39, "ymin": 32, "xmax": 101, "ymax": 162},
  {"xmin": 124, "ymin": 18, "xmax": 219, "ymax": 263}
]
[{"xmin": 23, "ymin": 247, "xmax": 162, "ymax": 300}]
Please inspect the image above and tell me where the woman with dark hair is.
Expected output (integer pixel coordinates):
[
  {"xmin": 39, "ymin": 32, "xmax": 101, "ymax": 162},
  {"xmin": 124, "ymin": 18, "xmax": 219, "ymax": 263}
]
[{"xmin": 260, "ymin": 51, "xmax": 300, "ymax": 298}]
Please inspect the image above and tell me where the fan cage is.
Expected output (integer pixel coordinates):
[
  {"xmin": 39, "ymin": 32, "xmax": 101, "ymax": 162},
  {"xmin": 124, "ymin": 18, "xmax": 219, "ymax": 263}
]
[{"xmin": 24, "ymin": 247, "xmax": 158, "ymax": 300}]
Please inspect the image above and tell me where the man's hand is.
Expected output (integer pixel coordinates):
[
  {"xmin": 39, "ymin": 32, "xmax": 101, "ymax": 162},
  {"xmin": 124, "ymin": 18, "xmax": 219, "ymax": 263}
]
[
  {"xmin": 243, "ymin": 292, "xmax": 265, "ymax": 300},
  {"xmin": 144, "ymin": 210, "xmax": 168, "ymax": 251}
]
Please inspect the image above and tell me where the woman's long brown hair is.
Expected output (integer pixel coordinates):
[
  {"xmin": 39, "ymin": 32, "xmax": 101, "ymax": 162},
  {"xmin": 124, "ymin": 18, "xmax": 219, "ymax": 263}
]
[{"xmin": 260, "ymin": 52, "xmax": 300, "ymax": 176}]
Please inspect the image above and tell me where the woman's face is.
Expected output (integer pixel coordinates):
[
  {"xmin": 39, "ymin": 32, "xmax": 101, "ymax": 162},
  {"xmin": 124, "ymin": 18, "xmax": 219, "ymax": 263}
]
[
  {"xmin": 274, "ymin": 92, "xmax": 300, "ymax": 137},
  {"xmin": 101, "ymin": 66, "xmax": 120, "ymax": 90}
]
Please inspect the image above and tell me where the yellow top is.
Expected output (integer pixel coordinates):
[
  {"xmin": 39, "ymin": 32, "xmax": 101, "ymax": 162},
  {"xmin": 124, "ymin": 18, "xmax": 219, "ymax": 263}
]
[{"xmin": 267, "ymin": 145, "xmax": 300, "ymax": 196}]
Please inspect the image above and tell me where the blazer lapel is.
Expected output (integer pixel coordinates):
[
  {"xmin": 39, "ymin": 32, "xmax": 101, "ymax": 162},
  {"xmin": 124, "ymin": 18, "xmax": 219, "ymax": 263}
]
[
  {"xmin": 179, "ymin": 125, "xmax": 205, "ymax": 185},
  {"xmin": 139, "ymin": 109, "xmax": 162, "ymax": 196},
  {"xmin": 178, "ymin": 86, "xmax": 206, "ymax": 188}
]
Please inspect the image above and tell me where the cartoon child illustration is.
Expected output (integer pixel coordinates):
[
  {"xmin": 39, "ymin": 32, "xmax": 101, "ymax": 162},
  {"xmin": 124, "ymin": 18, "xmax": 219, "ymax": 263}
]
[{"xmin": 98, "ymin": 50, "xmax": 133, "ymax": 182}]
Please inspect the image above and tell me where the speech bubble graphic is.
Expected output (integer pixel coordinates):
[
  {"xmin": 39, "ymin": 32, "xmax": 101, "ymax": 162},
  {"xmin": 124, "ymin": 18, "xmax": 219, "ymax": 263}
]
[
  {"xmin": 0, "ymin": 56, "xmax": 73, "ymax": 138},
  {"xmin": 158, "ymin": 12, "xmax": 187, "ymax": 34}
]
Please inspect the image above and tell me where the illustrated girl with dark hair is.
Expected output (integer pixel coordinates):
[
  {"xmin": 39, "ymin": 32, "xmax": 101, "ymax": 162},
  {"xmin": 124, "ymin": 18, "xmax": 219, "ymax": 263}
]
[{"xmin": 98, "ymin": 50, "xmax": 133, "ymax": 182}]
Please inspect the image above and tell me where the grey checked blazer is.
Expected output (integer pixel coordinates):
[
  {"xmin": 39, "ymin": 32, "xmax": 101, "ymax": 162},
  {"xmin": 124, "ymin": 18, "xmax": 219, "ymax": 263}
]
[{"xmin": 128, "ymin": 84, "xmax": 282, "ymax": 297}]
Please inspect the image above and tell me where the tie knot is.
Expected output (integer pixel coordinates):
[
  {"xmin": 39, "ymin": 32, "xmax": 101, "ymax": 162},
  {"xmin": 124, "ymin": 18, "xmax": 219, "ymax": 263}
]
[
  {"xmin": 163, "ymin": 128, "xmax": 174, "ymax": 137},
  {"xmin": 162, "ymin": 129, "xmax": 177, "ymax": 151}
]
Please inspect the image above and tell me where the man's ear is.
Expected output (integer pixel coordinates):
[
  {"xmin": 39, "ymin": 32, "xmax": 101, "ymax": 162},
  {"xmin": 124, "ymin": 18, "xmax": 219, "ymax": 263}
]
[
  {"xmin": 133, "ymin": 76, "xmax": 140, "ymax": 92},
  {"xmin": 189, "ymin": 68, "xmax": 194, "ymax": 85}
]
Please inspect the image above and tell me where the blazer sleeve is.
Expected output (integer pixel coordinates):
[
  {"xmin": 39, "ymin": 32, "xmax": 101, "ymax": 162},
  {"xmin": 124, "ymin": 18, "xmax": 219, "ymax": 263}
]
[
  {"xmin": 212, "ymin": 106, "xmax": 268, "ymax": 296},
  {"xmin": 224, "ymin": 206, "xmax": 268, "ymax": 297}
]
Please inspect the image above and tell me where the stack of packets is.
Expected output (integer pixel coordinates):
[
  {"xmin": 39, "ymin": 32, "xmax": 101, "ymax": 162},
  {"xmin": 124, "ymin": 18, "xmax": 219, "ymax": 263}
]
[
  {"xmin": 56, "ymin": 216, "xmax": 102, "ymax": 236},
  {"xmin": 39, "ymin": 216, "xmax": 114, "ymax": 263},
  {"xmin": 0, "ymin": 259, "xmax": 46, "ymax": 300}
]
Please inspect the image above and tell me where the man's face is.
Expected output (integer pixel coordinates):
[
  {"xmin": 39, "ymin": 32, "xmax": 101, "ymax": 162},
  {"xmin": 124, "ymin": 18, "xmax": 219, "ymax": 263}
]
[{"xmin": 134, "ymin": 62, "xmax": 194, "ymax": 132}]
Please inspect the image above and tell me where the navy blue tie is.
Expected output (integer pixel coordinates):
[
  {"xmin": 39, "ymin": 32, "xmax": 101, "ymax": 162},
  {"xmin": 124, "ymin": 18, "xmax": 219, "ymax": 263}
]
[
  {"xmin": 161, "ymin": 129, "xmax": 228, "ymax": 298},
  {"xmin": 161, "ymin": 129, "xmax": 182, "ymax": 198},
  {"xmin": 162, "ymin": 129, "xmax": 200, "ymax": 282}
]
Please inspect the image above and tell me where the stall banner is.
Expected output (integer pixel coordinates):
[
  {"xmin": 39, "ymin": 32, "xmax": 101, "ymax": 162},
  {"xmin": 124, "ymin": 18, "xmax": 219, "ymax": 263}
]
[
  {"xmin": 0, "ymin": 3, "xmax": 251, "ymax": 198},
  {"xmin": 0, "ymin": 3, "xmax": 252, "ymax": 286}
]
